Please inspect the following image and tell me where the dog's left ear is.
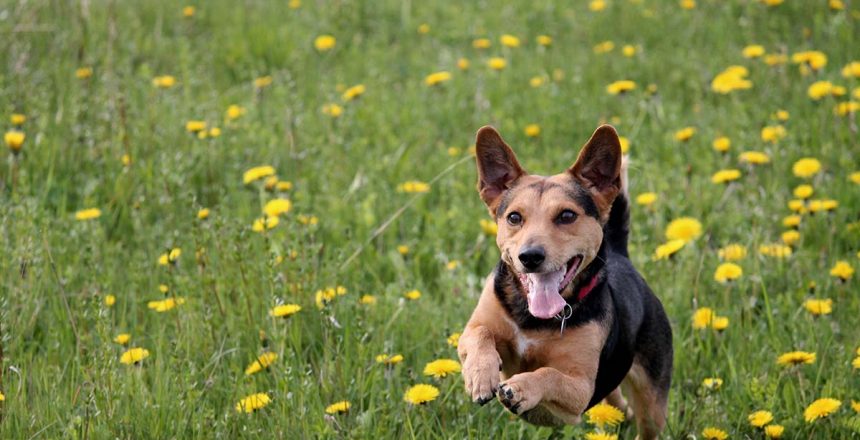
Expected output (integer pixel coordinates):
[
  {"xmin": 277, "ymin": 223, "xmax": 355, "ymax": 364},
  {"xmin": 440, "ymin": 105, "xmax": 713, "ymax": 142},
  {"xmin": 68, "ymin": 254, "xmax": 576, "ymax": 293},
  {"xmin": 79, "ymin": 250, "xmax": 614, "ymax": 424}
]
[{"xmin": 569, "ymin": 125, "xmax": 622, "ymax": 214}]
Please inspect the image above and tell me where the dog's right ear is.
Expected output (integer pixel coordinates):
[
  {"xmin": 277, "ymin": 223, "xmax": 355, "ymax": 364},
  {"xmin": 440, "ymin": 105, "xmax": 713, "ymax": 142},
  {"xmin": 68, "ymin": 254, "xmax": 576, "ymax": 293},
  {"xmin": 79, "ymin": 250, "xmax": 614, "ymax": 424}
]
[{"xmin": 475, "ymin": 126, "xmax": 525, "ymax": 214}]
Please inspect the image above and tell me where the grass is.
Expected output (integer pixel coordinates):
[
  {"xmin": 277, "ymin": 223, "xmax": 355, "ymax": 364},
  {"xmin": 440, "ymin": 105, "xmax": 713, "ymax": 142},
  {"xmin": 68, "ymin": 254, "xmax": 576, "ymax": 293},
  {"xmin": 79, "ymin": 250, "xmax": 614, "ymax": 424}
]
[{"xmin": 1, "ymin": 0, "xmax": 859, "ymax": 438}]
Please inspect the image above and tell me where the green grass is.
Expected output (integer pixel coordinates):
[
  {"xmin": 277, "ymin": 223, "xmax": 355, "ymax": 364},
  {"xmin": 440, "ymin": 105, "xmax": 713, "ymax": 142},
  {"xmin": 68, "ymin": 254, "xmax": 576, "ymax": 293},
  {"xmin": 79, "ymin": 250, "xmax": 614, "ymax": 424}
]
[{"xmin": 2, "ymin": 0, "xmax": 859, "ymax": 438}]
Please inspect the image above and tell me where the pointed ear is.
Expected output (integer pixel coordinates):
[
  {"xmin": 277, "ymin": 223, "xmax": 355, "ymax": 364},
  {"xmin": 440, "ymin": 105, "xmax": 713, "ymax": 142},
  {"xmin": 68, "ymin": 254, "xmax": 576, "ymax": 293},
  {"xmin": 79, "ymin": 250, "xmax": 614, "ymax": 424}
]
[
  {"xmin": 569, "ymin": 125, "xmax": 622, "ymax": 212},
  {"xmin": 475, "ymin": 126, "xmax": 526, "ymax": 214}
]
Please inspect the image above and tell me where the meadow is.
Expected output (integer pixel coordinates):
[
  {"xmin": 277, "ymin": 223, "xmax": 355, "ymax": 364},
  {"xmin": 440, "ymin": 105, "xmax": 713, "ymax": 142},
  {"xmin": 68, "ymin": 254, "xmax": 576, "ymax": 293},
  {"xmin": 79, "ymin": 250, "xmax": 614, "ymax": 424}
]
[{"xmin": 2, "ymin": 0, "xmax": 859, "ymax": 438}]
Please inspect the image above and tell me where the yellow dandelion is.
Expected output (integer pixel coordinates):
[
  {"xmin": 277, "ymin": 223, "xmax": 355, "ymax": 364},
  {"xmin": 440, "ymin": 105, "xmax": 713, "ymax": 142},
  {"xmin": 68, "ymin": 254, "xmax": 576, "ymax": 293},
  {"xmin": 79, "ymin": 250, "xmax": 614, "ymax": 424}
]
[
  {"xmin": 680, "ymin": 0, "xmax": 696, "ymax": 9},
  {"xmin": 711, "ymin": 169, "xmax": 741, "ymax": 184},
  {"xmin": 618, "ymin": 136, "xmax": 630, "ymax": 153},
  {"xmin": 804, "ymin": 398, "xmax": 841, "ymax": 422},
  {"xmin": 104, "ymin": 294, "xmax": 116, "ymax": 307},
  {"xmin": 653, "ymin": 239, "xmax": 686, "ymax": 260},
  {"xmin": 197, "ymin": 208, "xmax": 210, "ymax": 220},
  {"xmin": 235, "ymin": 393, "xmax": 271, "ymax": 413},
  {"xmin": 5, "ymin": 130, "xmax": 25, "ymax": 153},
  {"xmin": 702, "ymin": 377, "xmax": 723, "ymax": 390},
  {"xmin": 622, "ymin": 45, "xmax": 636, "ymax": 57},
  {"xmin": 593, "ymin": 40, "xmax": 614, "ymax": 54},
  {"xmin": 423, "ymin": 359, "xmax": 461, "ymax": 378},
  {"xmin": 359, "ymin": 294, "xmax": 376, "ymax": 305},
  {"xmin": 75, "ymin": 208, "xmax": 102, "ymax": 221},
  {"xmin": 404, "ymin": 384, "xmax": 440, "ymax": 405},
  {"xmin": 487, "ymin": 57, "xmax": 507, "ymax": 70},
  {"xmin": 157, "ymin": 248, "xmax": 182, "ymax": 266},
  {"xmin": 792, "ymin": 51, "xmax": 828, "ymax": 71},
  {"xmin": 830, "ymin": 260, "xmax": 854, "ymax": 280},
  {"xmin": 425, "ymin": 71, "xmax": 452, "ymax": 87},
  {"xmin": 803, "ymin": 298, "xmax": 832, "ymax": 316},
  {"xmin": 712, "ymin": 137, "xmax": 731, "ymax": 152},
  {"xmin": 456, "ymin": 58, "xmax": 470, "ymax": 70},
  {"xmin": 764, "ymin": 425, "xmax": 784, "ymax": 438},
  {"xmin": 480, "ymin": 219, "xmax": 498, "ymax": 235},
  {"xmin": 397, "ymin": 181, "xmax": 430, "ymax": 193},
  {"xmin": 606, "ymin": 80, "xmax": 636, "ymax": 95},
  {"xmin": 665, "ymin": 217, "xmax": 702, "ymax": 243},
  {"xmin": 635, "ymin": 192, "xmax": 657, "ymax": 206},
  {"xmin": 314, "ymin": 35, "xmax": 336, "ymax": 51},
  {"xmin": 702, "ymin": 427, "xmax": 728, "ymax": 440},
  {"xmin": 718, "ymin": 244, "xmax": 747, "ymax": 261},
  {"xmin": 185, "ymin": 120, "xmax": 206, "ymax": 133},
  {"xmin": 447, "ymin": 332, "xmax": 460, "ymax": 348},
  {"xmin": 325, "ymin": 400, "xmax": 351, "ymax": 414},
  {"xmin": 10, "ymin": 113, "xmax": 26, "ymax": 125},
  {"xmin": 252, "ymin": 216, "xmax": 279, "ymax": 232},
  {"xmin": 472, "ymin": 38, "xmax": 491, "ymax": 49},
  {"xmin": 243, "ymin": 166, "xmax": 275, "ymax": 185},
  {"xmin": 397, "ymin": 245, "xmax": 409, "ymax": 255},
  {"xmin": 692, "ymin": 307, "xmax": 715, "ymax": 329},
  {"xmin": 585, "ymin": 403, "xmax": 624, "ymax": 429},
  {"xmin": 405, "ymin": 289, "xmax": 421, "ymax": 300},
  {"xmin": 245, "ymin": 352, "xmax": 278, "ymax": 375},
  {"xmin": 783, "ymin": 215, "xmax": 801, "ymax": 228},
  {"xmin": 674, "ymin": 127, "xmax": 696, "ymax": 141},
  {"xmin": 152, "ymin": 75, "xmax": 176, "ymax": 88},
  {"xmin": 147, "ymin": 297, "xmax": 185, "ymax": 312},
  {"xmin": 777, "ymin": 351, "xmax": 815, "ymax": 366},
  {"xmin": 743, "ymin": 44, "xmax": 766, "ymax": 58},
  {"xmin": 759, "ymin": 244, "xmax": 792, "ymax": 258},
  {"xmin": 226, "ymin": 104, "xmax": 246, "ymax": 120},
  {"xmin": 585, "ymin": 433, "xmax": 617, "ymax": 440},
  {"xmin": 120, "ymin": 347, "xmax": 150, "ymax": 365},
  {"xmin": 182, "ymin": 6, "xmax": 195, "ymax": 17},
  {"xmin": 711, "ymin": 65, "xmax": 752, "ymax": 93},
  {"xmin": 342, "ymin": 84, "xmax": 366, "ymax": 101},
  {"xmin": 711, "ymin": 316, "xmax": 729, "ymax": 331},
  {"xmin": 376, "ymin": 354, "xmax": 404, "ymax": 365},
  {"xmin": 781, "ymin": 230, "xmax": 800, "ymax": 246},
  {"xmin": 113, "ymin": 333, "xmax": 131, "ymax": 345},
  {"xmin": 524, "ymin": 124, "xmax": 541, "ymax": 137},
  {"xmin": 537, "ymin": 35, "xmax": 552, "ymax": 46},
  {"xmin": 793, "ymin": 158, "xmax": 821, "ymax": 178},
  {"xmin": 748, "ymin": 410, "xmax": 773, "ymax": 428},
  {"xmin": 500, "ymin": 34, "xmax": 520, "ymax": 48},
  {"xmin": 793, "ymin": 184, "xmax": 813, "ymax": 199},
  {"xmin": 269, "ymin": 304, "xmax": 301, "ymax": 318},
  {"xmin": 417, "ymin": 23, "xmax": 430, "ymax": 34},
  {"xmin": 263, "ymin": 198, "xmax": 292, "ymax": 217},
  {"xmin": 589, "ymin": 0, "xmax": 606, "ymax": 11},
  {"xmin": 714, "ymin": 263, "xmax": 742, "ymax": 283},
  {"xmin": 75, "ymin": 67, "xmax": 93, "ymax": 79},
  {"xmin": 739, "ymin": 151, "xmax": 770, "ymax": 164}
]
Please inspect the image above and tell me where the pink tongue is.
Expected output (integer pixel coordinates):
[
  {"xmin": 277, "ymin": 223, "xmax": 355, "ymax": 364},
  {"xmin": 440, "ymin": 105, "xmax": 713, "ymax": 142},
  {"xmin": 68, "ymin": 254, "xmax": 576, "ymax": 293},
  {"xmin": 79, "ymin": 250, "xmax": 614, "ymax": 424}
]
[{"xmin": 526, "ymin": 270, "xmax": 567, "ymax": 319}]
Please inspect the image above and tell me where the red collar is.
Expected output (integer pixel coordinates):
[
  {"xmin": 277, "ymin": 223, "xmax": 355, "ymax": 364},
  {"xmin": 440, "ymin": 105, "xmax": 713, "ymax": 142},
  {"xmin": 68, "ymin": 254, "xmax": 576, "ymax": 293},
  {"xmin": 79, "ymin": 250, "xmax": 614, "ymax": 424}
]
[{"xmin": 576, "ymin": 274, "xmax": 601, "ymax": 301}]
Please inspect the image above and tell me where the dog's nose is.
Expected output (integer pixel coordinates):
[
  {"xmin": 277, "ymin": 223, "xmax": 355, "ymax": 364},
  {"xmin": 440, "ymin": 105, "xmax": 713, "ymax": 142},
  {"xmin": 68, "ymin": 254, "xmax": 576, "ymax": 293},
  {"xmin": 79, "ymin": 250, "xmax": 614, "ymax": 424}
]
[{"xmin": 518, "ymin": 247, "xmax": 545, "ymax": 271}]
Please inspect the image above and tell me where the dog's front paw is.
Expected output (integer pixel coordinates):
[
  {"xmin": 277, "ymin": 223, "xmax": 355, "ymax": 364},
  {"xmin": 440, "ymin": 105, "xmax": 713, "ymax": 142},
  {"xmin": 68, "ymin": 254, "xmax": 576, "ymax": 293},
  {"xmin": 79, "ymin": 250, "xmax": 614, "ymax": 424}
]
[
  {"xmin": 462, "ymin": 353, "xmax": 501, "ymax": 405},
  {"xmin": 498, "ymin": 374, "xmax": 541, "ymax": 415}
]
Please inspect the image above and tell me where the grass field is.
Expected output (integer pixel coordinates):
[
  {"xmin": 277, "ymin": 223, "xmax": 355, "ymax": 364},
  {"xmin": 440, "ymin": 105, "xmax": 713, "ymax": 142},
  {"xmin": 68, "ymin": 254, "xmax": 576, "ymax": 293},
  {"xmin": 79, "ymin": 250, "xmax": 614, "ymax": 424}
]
[{"xmin": 2, "ymin": 0, "xmax": 860, "ymax": 438}]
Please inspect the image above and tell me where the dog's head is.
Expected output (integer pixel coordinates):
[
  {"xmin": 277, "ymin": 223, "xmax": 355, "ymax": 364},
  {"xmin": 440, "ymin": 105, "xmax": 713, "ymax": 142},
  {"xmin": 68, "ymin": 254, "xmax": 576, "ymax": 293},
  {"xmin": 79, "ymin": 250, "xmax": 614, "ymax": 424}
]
[{"xmin": 475, "ymin": 125, "xmax": 622, "ymax": 319}]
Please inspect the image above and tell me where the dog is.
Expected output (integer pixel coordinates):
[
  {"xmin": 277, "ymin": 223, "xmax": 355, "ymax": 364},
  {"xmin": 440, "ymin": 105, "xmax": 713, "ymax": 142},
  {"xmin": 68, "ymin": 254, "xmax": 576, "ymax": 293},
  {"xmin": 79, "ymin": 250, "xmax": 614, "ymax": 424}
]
[{"xmin": 457, "ymin": 125, "xmax": 673, "ymax": 439}]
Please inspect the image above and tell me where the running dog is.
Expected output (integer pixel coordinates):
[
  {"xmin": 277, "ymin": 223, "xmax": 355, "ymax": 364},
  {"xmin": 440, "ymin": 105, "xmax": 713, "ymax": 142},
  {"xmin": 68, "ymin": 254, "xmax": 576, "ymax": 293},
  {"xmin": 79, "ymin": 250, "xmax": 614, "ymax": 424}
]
[{"xmin": 458, "ymin": 125, "xmax": 673, "ymax": 439}]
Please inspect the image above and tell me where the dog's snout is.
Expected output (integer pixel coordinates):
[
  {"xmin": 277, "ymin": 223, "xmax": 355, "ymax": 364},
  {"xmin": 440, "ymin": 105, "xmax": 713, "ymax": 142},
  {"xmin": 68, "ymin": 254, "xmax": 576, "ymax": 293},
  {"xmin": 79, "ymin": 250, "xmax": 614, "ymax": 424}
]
[{"xmin": 518, "ymin": 247, "xmax": 545, "ymax": 271}]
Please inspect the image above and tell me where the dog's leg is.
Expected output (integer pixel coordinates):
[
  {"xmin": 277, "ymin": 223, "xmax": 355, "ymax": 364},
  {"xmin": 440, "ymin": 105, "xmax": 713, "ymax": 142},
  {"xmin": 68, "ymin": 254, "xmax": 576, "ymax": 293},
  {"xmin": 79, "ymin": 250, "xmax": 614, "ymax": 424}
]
[
  {"xmin": 497, "ymin": 367, "xmax": 593, "ymax": 423},
  {"xmin": 605, "ymin": 386, "xmax": 631, "ymax": 418},
  {"xmin": 458, "ymin": 325, "xmax": 502, "ymax": 405},
  {"xmin": 621, "ymin": 363, "xmax": 667, "ymax": 440}
]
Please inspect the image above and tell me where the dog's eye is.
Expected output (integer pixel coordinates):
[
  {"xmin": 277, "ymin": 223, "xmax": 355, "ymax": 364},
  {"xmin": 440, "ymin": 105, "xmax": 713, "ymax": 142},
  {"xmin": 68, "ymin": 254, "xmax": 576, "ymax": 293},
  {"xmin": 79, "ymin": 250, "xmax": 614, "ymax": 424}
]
[
  {"xmin": 507, "ymin": 212, "xmax": 523, "ymax": 226},
  {"xmin": 557, "ymin": 209, "xmax": 577, "ymax": 225}
]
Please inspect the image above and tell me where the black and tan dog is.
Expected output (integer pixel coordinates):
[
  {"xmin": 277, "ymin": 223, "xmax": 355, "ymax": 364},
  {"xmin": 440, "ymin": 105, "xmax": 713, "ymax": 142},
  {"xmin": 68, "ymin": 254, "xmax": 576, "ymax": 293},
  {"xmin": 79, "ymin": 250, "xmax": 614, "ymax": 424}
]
[{"xmin": 458, "ymin": 125, "xmax": 673, "ymax": 439}]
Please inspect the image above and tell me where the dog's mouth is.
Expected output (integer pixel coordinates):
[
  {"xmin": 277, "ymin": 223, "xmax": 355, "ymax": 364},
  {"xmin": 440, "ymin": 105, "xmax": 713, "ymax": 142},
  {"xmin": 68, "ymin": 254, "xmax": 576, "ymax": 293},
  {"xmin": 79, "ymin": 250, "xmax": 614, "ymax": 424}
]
[{"xmin": 517, "ymin": 255, "xmax": 583, "ymax": 319}]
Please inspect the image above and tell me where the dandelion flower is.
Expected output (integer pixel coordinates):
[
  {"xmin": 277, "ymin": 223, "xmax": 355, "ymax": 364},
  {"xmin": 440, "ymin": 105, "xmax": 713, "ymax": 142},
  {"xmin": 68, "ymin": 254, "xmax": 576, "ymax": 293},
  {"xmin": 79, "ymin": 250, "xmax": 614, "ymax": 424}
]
[
  {"xmin": 761, "ymin": 125, "xmax": 786, "ymax": 143},
  {"xmin": 673, "ymin": 127, "xmax": 696, "ymax": 141},
  {"xmin": 75, "ymin": 67, "xmax": 93, "ymax": 79},
  {"xmin": 618, "ymin": 136, "xmax": 630, "ymax": 153},
  {"xmin": 853, "ymin": 357, "xmax": 860, "ymax": 370},
  {"xmin": 759, "ymin": 244, "xmax": 792, "ymax": 258},
  {"xmin": 152, "ymin": 75, "xmax": 176, "ymax": 88},
  {"xmin": 182, "ymin": 6, "xmax": 195, "ymax": 17},
  {"xmin": 243, "ymin": 166, "xmax": 275, "ymax": 184},
  {"xmin": 197, "ymin": 208, "xmax": 210, "ymax": 220},
  {"xmin": 711, "ymin": 316, "xmax": 729, "ymax": 331},
  {"xmin": 500, "ymin": 34, "xmax": 520, "ymax": 48},
  {"xmin": 635, "ymin": 192, "xmax": 657, "ymax": 206},
  {"xmin": 404, "ymin": 384, "xmax": 440, "ymax": 405},
  {"xmin": 359, "ymin": 295, "xmax": 376, "ymax": 305},
  {"xmin": 622, "ymin": 45, "xmax": 636, "ymax": 57},
  {"xmin": 185, "ymin": 120, "xmax": 206, "ymax": 133},
  {"xmin": 830, "ymin": 261, "xmax": 854, "ymax": 280},
  {"xmin": 692, "ymin": 307, "xmax": 714, "ymax": 329},
  {"xmin": 5, "ymin": 130, "xmax": 25, "ymax": 152},
  {"xmin": 743, "ymin": 45, "xmax": 766, "ymax": 58},
  {"xmin": 423, "ymin": 359, "xmax": 461, "ymax": 378},
  {"xmin": 776, "ymin": 351, "xmax": 815, "ymax": 366},
  {"xmin": 120, "ymin": 347, "xmax": 150, "ymax": 365},
  {"xmin": 104, "ymin": 294, "xmax": 116, "ymax": 306},
  {"xmin": 10, "ymin": 113, "xmax": 26, "ymax": 125},
  {"xmin": 457, "ymin": 58, "xmax": 470, "ymax": 70},
  {"xmin": 803, "ymin": 299, "xmax": 832, "ymax": 316},
  {"xmin": 314, "ymin": 35, "xmax": 336, "ymax": 51},
  {"xmin": 792, "ymin": 51, "xmax": 828, "ymax": 71},
  {"xmin": 712, "ymin": 137, "xmax": 731, "ymax": 152},
  {"xmin": 718, "ymin": 244, "xmax": 747, "ymax": 261},
  {"xmin": 376, "ymin": 354, "xmax": 404, "ymax": 365},
  {"xmin": 114, "ymin": 333, "xmax": 131, "ymax": 345},
  {"xmin": 606, "ymin": 80, "xmax": 636, "ymax": 95},
  {"xmin": 487, "ymin": 57, "xmax": 507, "ymax": 70},
  {"xmin": 480, "ymin": 219, "xmax": 498, "ymax": 235},
  {"xmin": 665, "ymin": 217, "xmax": 702, "ymax": 243},
  {"xmin": 425, "ymin": 71, "xmax": 452, "ymax": 86},
  {"xmin": 764, "ymin": 425, "xmax": 784, "ymax": 438},
  {"xmin": 524, "ymin": 124, "xmax": 541, "ymax": 137},
  {"xmin": 593, "ymin": 40, "xmax": 614, "ymax": 54},
  {"xmin": 748, "ymin": 410, "xmax": 773, "ymax": 427},
  {"xmin": 804, "ymin": 398, "xmax": 840, "ymax": 422},
  {"xmin": 780, "ymin": 230, "xmax": 800, "ymax": 246},
  {"xmin": 711, "ymin": 169, "xmax": 741, "ymax": 184},
  {"xmin": 417, "ymin": 23, "xmax": 430, "ymax": 34},
  {"xmin": 405, "ymin": 289, "xmax": 421, "ymax": 300},
  {"xmin": 263, "ymin": 198, "xmax": 292, "ymax": 217},
  {"xmin": 711, "ymin": 66, "xmax": 752, "ymax": 93},
  {"xmin": 235, "ymin": 393, "xmax": 271, "ymax": 413},
  {"xmin": 585, "ymin": 433, "xmax": 617, "ymax": 440},
  {"xmin": 653, "ymin": 240, "xmax": 686, "ymax": 260},
  {"xmin": 472, "ymin": 38, "xmax": 491, "ymax": 49},
  {"xmin": 702, "ymin": 427, "xmax": 728, "ymax": 440},
  {"xmin": 270, "ymin": 304, "xmax": 301, "ymax": 318},
  {"xmin": 226, "ymin": 105, "xmax": 246, "ymax": 120},
  {"xmin": 325, "ymin": 401, "xmax": 351, "ymax": 414},
  {"xmin": 740, "ymin": 151, "xmax": 770, "ymax": 164},
  {"xmin": 585, "ymin": 403, "xmax": 624, "ymax": 429},
  {"xmin": 793, "ymin": 184, "xmax": 813, "ymax": 199},
  {"xmin": 147, "ymin": 297, "xmax": 185, "ymax": 312},
  {"xmin": 679, "ymin": 0, "xmax": 696, "ymax": 9},
  {"xmin": 158, "ymin": 248, "xmax": 182, "ymax": 265},
  {"xmin": 702, "ymin": 377, "xmax": 723, "ymax": 390},
  {"xmin": 397, "ymin": 245, "xmax": 409, "ymax": 255},
  {"xmin": 315, "ymin": 288, "xmax": 337, "ymax": 309},
  {"xmin": 75, "ymin": 208, "xmax": 102, "ymax": 221},
  {"xmin": 537, "ymin": 35, "xmax": 552, "ymax": 46},
  {"xmin": 397, "ymin": 181, "xmax": 430, "ymax": 193},
  {"xmin": 245, "ymin": 352, "xmax": 278, "ymax": 375},
  {"xmin": 252, "ymin": 216, "xmax": 279, "ymax": 232},
  {"xmin": 447, "ymin": 332, "xmax": 460, "ymax": 347},
  {"xmin": 589, "ymin": 0, "xmax": 606, "ymax": 11},
  {"xmin": 783, "ymin": 215, "xmax": 801, "ymax": 228},
  {"xmin": 792, "ymin": 158, "xmax": 821, "ymax": 179},
  {"xmin": 714, "ymin": 263, "xmax": 742, "ymax": 283},
  {"xmin": 807, "ymin": 81, "xmax": 834, "ymax": 100},
  {"xmin": 342, "ymin": 84, "xmax": 366, "ymax": 101}
]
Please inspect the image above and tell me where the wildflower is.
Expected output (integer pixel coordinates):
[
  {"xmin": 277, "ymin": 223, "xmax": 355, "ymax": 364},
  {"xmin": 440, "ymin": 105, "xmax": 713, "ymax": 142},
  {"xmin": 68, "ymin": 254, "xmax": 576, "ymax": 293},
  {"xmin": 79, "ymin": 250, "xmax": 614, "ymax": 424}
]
[
  {"xmin": 748, "ymin": 410, "xmax": 773, "ymax": 428},
  {"xmin": 263, "ymin": 198, "xmax": 292, "ymax": 217},
  {"xmin": 423, "ymin": 359, "xmax": 461, "ymax": 378},
  {"xmin": 589, "ymin": 0, "xmax": 606, "ymax": 11},
  {"xmin": 158, "ymin": 248, "xmax": 181, "ymax": 265},
  {"xmin": 537, "ymin": 35, "xmax": 552, "ymax": 46},
  {"xmin": 804, "ymin": 398, "xmax": 841, "ymax": 422},
  {"xmin": 761, "ymin": 125, "xmax": 786, "ymax": 143},
  {"xmin": 692, "ymin": 307, "xmax": 715, "ymax": 329},
  {"xmin": 807, "ymin": 81, "xmax": 834, "ymax": 100},
  {"xmin": 618, "ymin": 136, "xmax": 630, "ymax": 153},
  {"xmin": 793, "ymin": 184, "xmax": 813, "ymax": 199},
  {"xmin": 622, "ymin": 45, "xmax": 636, "ymax": 57},
  {"xmin": 830, "ymin": 0, "xmax": 844, "ymax": 9},
  {"xmin": 487, "ymin": 57, "xmax": 506, "ymax": 70},
  {"xmin": 854, "ymin": 400, "xmax": 860, "ymax": 411},
  {"xmin": 75, "ymin": 67, "xmax": 93, "ymax": 79},
  {"xmin": 851, "ymin": 171, "xmax": 860, "ymax": 184},
  {"xmin": 635, "ymin": 192, "xmax": 657, "ymax": 206},
  {"xmin": 342, "ymin": 84, "xmax": 366, "ymax": 101},
  {"xmin": 480, "ymin": 219, "xmax": 498, "ymax": 235},
  {"xmin": 842, "ymin": 61, "xmax": 860, "ymax": 78},
  {"xmin": 152, "ymin": 75, "xmax": 176, "ymax": 88},
  {"xmin": 718, "ymin": 244, "xmax": 747, "ymax": 261},
  {"xmin": 777, "ymin": 351, "xmax": 815, "ymax": 366},
  {"xmin": 276, "ymin": 181, "xmax": 293, "ymax": 191},
  {"xmin": 297, "ymin": 214, "xmax": 318, "ymax": 225},
  {"xmin": 679, "ymin": 0, "xmax": 696, "ymax": 9},
  {"xmin": 114, "ymin": 333, "xmax": 131, "ymax": 345},
  {"xmin": 182, "ymin": 6, "xmax": 195, "ymax": 17},
  {"xmin": 252, "ymin": 216, "xmax": 279, "ymax": 232},
  {"xmin": 702, "ymin": 377, "xmax": 723, "ymax": 390},
  {"xmin": 472, "ymin": 38, "xmax": 491, "ymax": 49},
  {"xmin": 781, "ymin": 230, "xmax": 800, "ymax": 246},
  {"xmin": 159, "ymin": 284, "xmax": 169, "ymax": 293},
  {"xmin": 226, "ymin": 105, "xmax": 246, "ymax": 120},
  {"xmin": 593, "ymin": 40, "xmax": 614, "ymax": 54},
  {"xmin": 803, "ymin": 298, "xmax": 832, "ymax": 316},
  {"xmin": 740, "ymin": 151, "xmax": 771, "ymax": 165},
  {"xmin": 524, "ymin": 124, "xmax": 541, "ymax": 137},
  {"xmin": 711, "ymin": 66, "xmax": 752, "ymax": 93},
  {"xmin": 404, "ymin": 384, "xmax": 440, "ymax": 405},
  {"xmin": 830, "ymin": 261, "xmax": 854, "ymax": 280},
  {"xmin": 104, "ymin": 295, "xmax": 116, "ymax": 306},
  {"xmin": 197, "ymin": 208, "xmax": 210, "ymax": 220},
  {"xmin": 808, "ymin": 199, "xmax": 838, "ymax": 213},
  {"xmin": 254, "ymin": 76, "xmax": 273, "ymax": 88},
  {"xmin": 764, "ymin": 53, "xmax": 787, "ymax": 65},
  {"xmin": 269, "ymin": 304, "xmax": 301, "ymax": 318},
  {"xmin": 245, "ymin": 352, "xmax": 278, "ymax": 375},
  {"xmin": 359, "ymin": 295, "xmax": 376, "ymax": 305},
  {"xmin": 606, "ymin": 80, "xmax": 636, "ymax": 95},
  {"xmin": 120, "ymin": 347, "xmax": 150, "ymax": 365},
  {"xmin": 315, "ymin": 288, "xmax": 337, "ymax": 309},
  {"xmin": 457, "ymin": 58, "xmax": 470, "ymax": 70},
  {"xmin": 0, "ymin": 391, "xmax": 4, "ymax": 401},
  {"xmin": 792, "ymin": 158, "xmax": 821, "ymax": 178},
  {"xmin": 5, "ymin": 130, "xmax": 25, "ymax": 153},
  {"xmin": 417, "ymin": 23, "xmax": 430, "ymax": 34},
  {"xmin": 714, "ymin": 263, "xmax": 742, "ymax": 283},
  {"xmin": 585, "ymin": 433, "xmax": 617, "ymax": 440},
  {"xmin": 585, "ymin": 403, "xmax": 625, "ymax": 428},
  {"xmin": 500, "ymin": 34, "xmax": 520, "ymax": 48},
  {"xmin": 325, "ymin": 401, "xmax": 351, "ymax": 414},
  {"xmin": 711, "ymin": 316, "xmax": 729, "ymax": 331},
  {"xmin": 853, "ymin": 358, "xmax": 860, "ymax": 370},
  {"xmin": 702, "ymin": 427, "xmax": 728, "ymax": 440},
  {"xmin": 835, "ymin": 101, "xmax": 860, "ymax": 116},
  {"xmin": 397, "ymin": 245, "xmax": 409, "ymax": 255},
  {"xmin": 783, "ymin": 215, "xmax": 801, "ymax": 228},
  {"xmin": 376, "ymin": 354, "xmax": 404, "ymax": 365},
  {"xmin": 397, "ymin": 181, "xmax": 430, "ymax": 193},
  {"xmin": 792, "ymin": 51, "xmax": 827, "ymax": 71},
  {"xmin": 235, "ymin": 393, "xmax": 271, "ymax": 413},
  {"xmin": 446, "ymin": 260, "xmax": 460, "ymax": 270},
  {"xmin": 654, "ymin": 240, "xmax": 686, "ymax": 260},
  {"xmin": 425, "ymin": 71, "xmax": 452, "ymax": 86},
  {"xmin": 447, "ymin": 332, "xmax": 460, "ymax": 347},
  {"xmin": 243, "ymin": 165, "xmax": 276, "ymax": 184},
  {"xmin": 764, "ymin": 425, "xmax": 784, "ymax": 438},
  {"xmin": 743, "ymin": 45, "xmax": 766, "ymax": 58},
  {"xmin": 665, "ymin": 217, "xmax": 702, "ymax": 243},
  {"xmin": 405, "ymin": 289, "xmax": 421, "ymax": 300},
  {"xmin": 147, "ymin": 297, "xmax": 185, "ymax": 312},
  {"xmin": 711, "ymin": 169, "xmax": 741, "ymax": 184},
  {"xmin": 10, "ymin": 114, "xmax": 25, "ymax": 125},
  {"xmin": 759, "ymin": 244, "xmax": 792, "ymax": 258},
  {"xmin": 75, "ymin": 208, "xmax": 102, "ymax": 221},
  {"xmin": 712, "ymin": 137, "xmax": 730, "ymax": 152},
  {"xmin": 673, "ymin": 127, "xmax": 696, "ymax": 141}
]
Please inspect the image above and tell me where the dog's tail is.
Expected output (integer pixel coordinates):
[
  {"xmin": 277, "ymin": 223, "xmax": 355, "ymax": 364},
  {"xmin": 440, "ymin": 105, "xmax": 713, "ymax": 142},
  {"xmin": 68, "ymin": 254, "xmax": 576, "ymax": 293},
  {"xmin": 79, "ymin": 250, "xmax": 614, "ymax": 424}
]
[{"xmin": 605, "ymin": 155, "xmax": 630, "ymax": 257}]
